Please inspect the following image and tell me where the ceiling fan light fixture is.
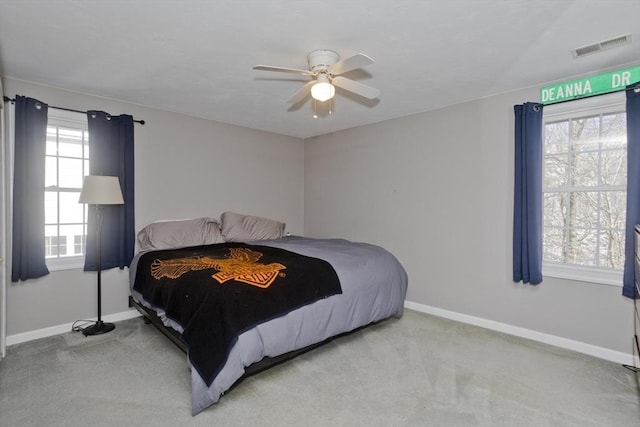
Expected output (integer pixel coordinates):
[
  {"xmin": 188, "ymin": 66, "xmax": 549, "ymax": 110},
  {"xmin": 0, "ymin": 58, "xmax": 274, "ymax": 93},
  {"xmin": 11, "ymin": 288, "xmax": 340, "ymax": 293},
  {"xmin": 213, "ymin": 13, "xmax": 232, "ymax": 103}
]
[
  {"xmin": 253, "ymin": 50, "xmax": 378, "ymax": 107},
  {"xmin": 311, "ymin": 81, "xmax": 335, "ymax": 102}
]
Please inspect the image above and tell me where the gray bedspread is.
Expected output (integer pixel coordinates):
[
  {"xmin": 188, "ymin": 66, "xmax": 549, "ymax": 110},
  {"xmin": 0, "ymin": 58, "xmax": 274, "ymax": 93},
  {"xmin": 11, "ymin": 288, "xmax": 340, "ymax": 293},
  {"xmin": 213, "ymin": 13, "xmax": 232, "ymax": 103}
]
[{"xmin": 130, "ymin": 236, "xmax": 408, "ymax": 415}]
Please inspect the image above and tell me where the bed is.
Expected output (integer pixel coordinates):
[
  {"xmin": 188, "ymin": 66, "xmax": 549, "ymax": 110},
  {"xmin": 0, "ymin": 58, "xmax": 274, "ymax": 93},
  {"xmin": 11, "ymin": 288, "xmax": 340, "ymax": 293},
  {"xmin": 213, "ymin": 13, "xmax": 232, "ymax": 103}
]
[{"xmin": 128, "ymin": 213, "xmax": 408, "ymax": 415}]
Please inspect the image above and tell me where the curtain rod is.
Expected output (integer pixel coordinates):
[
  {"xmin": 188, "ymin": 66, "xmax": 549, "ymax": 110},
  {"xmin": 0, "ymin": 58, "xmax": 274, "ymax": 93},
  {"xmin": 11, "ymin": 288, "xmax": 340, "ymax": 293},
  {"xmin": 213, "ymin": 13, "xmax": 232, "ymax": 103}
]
[{"xmin": 2, "ymin": 96, "xmax": 145, "ymax": 125}]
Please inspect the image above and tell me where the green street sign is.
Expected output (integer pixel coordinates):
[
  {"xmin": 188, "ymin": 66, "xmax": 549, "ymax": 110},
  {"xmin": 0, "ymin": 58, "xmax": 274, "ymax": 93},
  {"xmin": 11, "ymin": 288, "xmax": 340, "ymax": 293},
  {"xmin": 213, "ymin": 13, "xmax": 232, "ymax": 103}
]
[{"xmin": 540, "ymin": 65, "xmax": 640, "ymax": 104}]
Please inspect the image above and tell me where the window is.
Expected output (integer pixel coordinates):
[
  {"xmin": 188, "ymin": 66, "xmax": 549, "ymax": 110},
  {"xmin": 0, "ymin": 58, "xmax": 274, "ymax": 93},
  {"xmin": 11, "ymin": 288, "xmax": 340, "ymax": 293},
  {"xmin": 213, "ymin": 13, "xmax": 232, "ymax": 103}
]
[
  {"xmin": 542, "ymin": 93, "xmax": 627, "ymax": 285},
  {"xmin": 44, "ymin": 110, "xmax": 89, "ymax": 270}
]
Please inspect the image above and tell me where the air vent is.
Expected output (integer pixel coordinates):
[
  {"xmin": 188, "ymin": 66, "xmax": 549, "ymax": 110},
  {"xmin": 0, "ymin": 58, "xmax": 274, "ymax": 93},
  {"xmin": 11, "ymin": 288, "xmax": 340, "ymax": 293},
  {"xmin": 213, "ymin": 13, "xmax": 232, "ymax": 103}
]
[{"xmin": 572, "ymin": 33, "xmax": 632, "ymax": 58}]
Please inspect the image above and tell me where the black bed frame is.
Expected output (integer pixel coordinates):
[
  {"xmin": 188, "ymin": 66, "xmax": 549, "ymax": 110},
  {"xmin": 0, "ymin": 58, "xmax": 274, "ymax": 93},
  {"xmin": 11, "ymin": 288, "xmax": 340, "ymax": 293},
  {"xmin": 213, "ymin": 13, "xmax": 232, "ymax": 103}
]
[{"xmin": 128, "ymin": 295, "xmax": 337, "ymax": 378}]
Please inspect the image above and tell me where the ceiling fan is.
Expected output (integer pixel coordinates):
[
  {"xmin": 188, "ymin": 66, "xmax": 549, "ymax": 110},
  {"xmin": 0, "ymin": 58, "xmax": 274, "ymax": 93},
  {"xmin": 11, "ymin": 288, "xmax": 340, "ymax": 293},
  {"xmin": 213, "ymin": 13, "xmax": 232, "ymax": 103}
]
[{"xmin": 253, "ymin": 50, "xmax": 380, "ymax": 104}]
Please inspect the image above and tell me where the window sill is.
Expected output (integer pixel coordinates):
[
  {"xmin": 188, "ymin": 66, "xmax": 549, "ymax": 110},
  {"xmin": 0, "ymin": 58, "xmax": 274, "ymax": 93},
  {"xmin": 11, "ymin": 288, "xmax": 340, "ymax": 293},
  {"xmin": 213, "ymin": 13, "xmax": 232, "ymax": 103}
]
[
  {"xmin": 543, "ymin": 262, "xmax": 622, "ymax": 287},
  {"xmin": 46, "ymin": 256, "xmax": 85, "ymax": 272}
]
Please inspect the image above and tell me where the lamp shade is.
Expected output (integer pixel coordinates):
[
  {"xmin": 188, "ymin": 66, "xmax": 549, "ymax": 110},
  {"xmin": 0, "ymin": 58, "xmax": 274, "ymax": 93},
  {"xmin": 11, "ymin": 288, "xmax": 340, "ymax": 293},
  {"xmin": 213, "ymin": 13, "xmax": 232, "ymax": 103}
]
[{"xmin": 79, "ymin": 176, "xmax": 124, "ymax": 205}]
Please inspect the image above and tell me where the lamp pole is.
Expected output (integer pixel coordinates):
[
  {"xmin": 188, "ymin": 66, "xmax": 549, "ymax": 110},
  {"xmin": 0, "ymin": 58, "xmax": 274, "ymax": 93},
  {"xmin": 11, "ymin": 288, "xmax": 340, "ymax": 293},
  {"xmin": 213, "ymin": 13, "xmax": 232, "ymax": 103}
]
[
  {"xmin": 82, "ymin": 205, "xmax": 115, "ymax": 336},
  {"xmin": 96, "ymin": 205, "xmax": 103, "ymax": 324}
]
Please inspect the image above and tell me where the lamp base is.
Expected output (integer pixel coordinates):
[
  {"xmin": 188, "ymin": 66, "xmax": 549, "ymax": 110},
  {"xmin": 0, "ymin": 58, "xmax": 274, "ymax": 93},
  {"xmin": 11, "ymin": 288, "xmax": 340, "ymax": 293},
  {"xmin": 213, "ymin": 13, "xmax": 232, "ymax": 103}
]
[{"xmin": 82, "ymin": 320, "xmax": 115, "ymax": 336}]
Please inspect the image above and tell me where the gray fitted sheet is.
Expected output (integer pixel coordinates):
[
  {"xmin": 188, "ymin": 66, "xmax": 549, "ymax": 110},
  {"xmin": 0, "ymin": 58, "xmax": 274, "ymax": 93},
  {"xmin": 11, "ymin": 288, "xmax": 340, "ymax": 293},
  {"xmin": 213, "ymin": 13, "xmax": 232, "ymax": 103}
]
[{"xmin": 130, "ymin": 236, "xmax": 408, "ymax": 415}]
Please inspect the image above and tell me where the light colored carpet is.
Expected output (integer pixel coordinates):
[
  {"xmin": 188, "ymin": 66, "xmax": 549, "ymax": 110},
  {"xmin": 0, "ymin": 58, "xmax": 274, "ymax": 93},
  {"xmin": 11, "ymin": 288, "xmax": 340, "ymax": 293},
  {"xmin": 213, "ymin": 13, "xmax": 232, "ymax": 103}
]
[{"xmin": 0, "ymin": 309, "xmax": 638, "ymax": 427}]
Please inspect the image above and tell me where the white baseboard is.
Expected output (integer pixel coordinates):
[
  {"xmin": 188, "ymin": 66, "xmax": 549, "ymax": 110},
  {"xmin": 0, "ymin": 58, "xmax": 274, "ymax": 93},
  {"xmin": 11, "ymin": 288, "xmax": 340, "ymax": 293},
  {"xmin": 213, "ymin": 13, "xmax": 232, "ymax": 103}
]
[
  {"xmin": 6, "ymin": 309, "xmax": 142, "ymax": 347},
  {"xmin": 6, "ymin": 302, "xmax": 639, "ymax": 369},
  {"xmin": 405, "ymin": 300, "xmax": 640, "ymax": 367}
]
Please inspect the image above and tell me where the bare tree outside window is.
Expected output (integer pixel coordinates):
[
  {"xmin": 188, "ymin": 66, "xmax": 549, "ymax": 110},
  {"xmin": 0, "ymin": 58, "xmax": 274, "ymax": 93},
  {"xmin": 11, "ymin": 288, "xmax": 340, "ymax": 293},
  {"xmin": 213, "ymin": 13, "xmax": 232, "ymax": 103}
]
[{"xmin": 543, "ymin": 109, "xmax": 627, "ymax": 270}]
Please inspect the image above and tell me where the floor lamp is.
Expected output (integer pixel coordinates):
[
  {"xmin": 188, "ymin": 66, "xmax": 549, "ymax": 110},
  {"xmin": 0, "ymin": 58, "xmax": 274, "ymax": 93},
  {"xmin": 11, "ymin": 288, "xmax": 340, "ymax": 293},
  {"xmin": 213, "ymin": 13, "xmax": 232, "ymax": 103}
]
[{"xmin": 78, "ymin": 175, "xmax": 124, "ymax": 336}]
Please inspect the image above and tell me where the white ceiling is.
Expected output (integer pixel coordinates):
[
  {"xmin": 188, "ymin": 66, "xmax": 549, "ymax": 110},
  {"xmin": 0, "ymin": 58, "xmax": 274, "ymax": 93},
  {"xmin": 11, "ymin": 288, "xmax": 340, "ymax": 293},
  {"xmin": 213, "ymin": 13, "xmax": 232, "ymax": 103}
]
[{"xmin": 1, "ymin": 0, "xmax": 639, "ymax": 139}]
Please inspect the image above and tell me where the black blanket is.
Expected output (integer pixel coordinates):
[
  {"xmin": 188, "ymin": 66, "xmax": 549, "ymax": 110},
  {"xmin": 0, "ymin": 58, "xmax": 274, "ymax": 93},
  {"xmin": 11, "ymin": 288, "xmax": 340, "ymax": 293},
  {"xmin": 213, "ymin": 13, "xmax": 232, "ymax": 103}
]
[{"xmin": 133, "ymin": 243, "xmax": 342, "ymax": 386}]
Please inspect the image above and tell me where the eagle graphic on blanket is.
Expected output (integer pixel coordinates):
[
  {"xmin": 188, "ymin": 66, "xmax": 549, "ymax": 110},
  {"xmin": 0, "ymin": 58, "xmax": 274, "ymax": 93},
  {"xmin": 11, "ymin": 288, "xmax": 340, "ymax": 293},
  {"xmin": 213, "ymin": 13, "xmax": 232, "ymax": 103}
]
[
  {"xmin": 133, "ymin": 243, "xmax": 342, "ymax": 386},
  {"xmin": 150, "ymin": 247, "xmax": 287, "ymax": 289}
]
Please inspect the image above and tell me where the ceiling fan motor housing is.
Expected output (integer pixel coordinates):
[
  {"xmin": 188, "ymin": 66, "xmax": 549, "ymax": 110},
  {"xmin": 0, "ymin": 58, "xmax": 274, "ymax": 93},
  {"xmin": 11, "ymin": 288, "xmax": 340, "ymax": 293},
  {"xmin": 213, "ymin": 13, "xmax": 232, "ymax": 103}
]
[{"xmin": 307, "ymin": 50, "xmax": 339, "ymax": 73}]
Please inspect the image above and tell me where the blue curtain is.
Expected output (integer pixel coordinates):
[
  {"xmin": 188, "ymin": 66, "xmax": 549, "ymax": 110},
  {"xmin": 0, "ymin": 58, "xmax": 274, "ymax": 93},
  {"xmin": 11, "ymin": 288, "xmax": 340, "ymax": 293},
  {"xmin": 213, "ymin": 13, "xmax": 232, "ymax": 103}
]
[
  {"xmin": 513, "ymin": 102, "xmax": 544, "ymax": 285},
  {"xmin": 11, "ymin": 96, "xmax": 50, "ymax": 281},
  {"xmin": 623, "ymin": 84, "xmax": 640, "ymax": 299},
  {"xmin": 84, "ymin": 111, "xmax": 135, "ymax": 271}
]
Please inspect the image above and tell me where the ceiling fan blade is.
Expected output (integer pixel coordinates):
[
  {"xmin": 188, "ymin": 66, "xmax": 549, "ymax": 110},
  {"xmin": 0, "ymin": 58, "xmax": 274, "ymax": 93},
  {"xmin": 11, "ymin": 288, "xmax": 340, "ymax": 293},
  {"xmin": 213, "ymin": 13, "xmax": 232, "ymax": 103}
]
[
  {"xmin": 331, "ymin": 76, "xmax": 380, "ymax": 99},
  {"xmin": 288, "ymin": 80, "xmax": 315, "ymax": 103},
  {"xmin": 253, "ymin": 65, "xmax": 313, "ymax": 76},
  {"xmin": 328, "ymin": 53, "xmax": 374, "ymax": 75}
]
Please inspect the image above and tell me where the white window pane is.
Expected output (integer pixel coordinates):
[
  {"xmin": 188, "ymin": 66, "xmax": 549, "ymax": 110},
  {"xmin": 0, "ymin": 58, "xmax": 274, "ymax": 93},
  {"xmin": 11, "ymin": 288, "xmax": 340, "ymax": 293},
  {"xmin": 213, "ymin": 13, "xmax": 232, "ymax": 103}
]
[
  {"xmin": 45, "ymin": 224, "xmax": 57, "ymax": 238},
  {"xmin": 59, "ymin": 192, "xmax": 83, "ymax": 224},
  {"xmin": 598, "ymin": 229, "xmax": 625, "ymax": 269},
  {"xmin": 544, "ymin": 120, "xmax": 569, "ymax": 154},
  {"xmin": 58, "ymin": 235, "xmax": 68, "ymax": 256},
  {"xmin": 45, "ymin": 225, "xmax": 58, "ymax": 258},
  {"xmin": 601, "ymin": 149, "xmax": 626, "ymax": 186},
  {"xmin": 73, "ymin": 232, "xmax": 87, "ymax": 256},
  {"xmin": 58, "ymin": 128, "xmax": 84, "ymax": 158},
  {"xmin": 572, "ymin": 152, "xmax": 598, "ymax": 187},
  {"xmin": 59, "ymin": 142, "xmax": 83, "ymax": 158},
  {"xmin": 44, "ymin": 191, "xmax": 58, "ymax": 224},
  {"xmin": 60, "ymin": 224, "xmax": 84, "ymax": 257},
  {"xmin": 544, "ymin": 154, "xmax": 568, "ymax": 189},
  {"xmin": 601, "ymin": 113, "xmax": 627, "ymax": 149},
  {"xmin": 573, "ymin": 192, "xmax": 598, "ymax": 229},
  {"xmin": 571, "ymin": 116, "xmax": 600, "ymax": 152},
  {"xmin": 544, "ymin": 193, "xmax": 568, "ymax": 228},
  {"xmin": 543, "ymin": 227, "xmax": 566, "ymax": 263},
  {"xmin": 45, "ymin": 156, "xmax": 57, "ymax": 187},
  {"xmin": 600, "ymin": 191, "xmax": 626, "ymax": 230},
  {"xmin": 60, "ymin": 224, "xmax": 83, "ymax": 235},
  {"xmin": 566, "ymin": 228, "xmax": 598, "ymax": 266},
  {"xmin": 46, "ymin": 128, "xmax": 57, "ymax": 156},
  {"xmin": 59, "ymin": 158, "xmax": 84, "ymax": 188}
]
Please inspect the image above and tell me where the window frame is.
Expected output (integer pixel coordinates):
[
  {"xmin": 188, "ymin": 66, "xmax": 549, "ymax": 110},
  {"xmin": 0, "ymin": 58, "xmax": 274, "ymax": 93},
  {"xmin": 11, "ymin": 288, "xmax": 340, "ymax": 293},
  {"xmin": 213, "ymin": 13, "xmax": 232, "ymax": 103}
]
[
  {"xmin": 44, "ymin": 109, "xmax": 89, "ymax": 271},
  {"xmin": 542, "ymin": 92, "xmax": 626, "ymax": 287}
]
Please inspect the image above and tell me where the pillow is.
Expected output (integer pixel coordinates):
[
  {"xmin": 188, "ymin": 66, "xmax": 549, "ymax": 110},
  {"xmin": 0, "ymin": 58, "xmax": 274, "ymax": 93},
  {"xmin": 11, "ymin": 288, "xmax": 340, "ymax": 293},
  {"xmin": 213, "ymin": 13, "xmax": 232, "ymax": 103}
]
[
  {"xmin": 220, "ymin": 211, "xmax": 285, "ymax": 242},
  {"xmin": 137, "ymin": 217, "xmax": 224, "ymax": 250}
]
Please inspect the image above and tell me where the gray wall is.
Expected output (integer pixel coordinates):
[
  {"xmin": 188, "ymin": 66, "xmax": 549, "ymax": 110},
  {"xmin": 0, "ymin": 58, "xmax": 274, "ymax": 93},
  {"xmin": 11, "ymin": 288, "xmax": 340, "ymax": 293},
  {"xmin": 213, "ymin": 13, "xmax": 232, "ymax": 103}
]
[
  {"xmin": 4, "ymin": 77, "xmax": 304, "ymax": 336},
  {"xmin": 303, "ymin": 86, "xmax": 635, "ymax": 355},
  {"xmin": 4, "ymin": 76, "xmax": 636, "ymax": 358}
]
